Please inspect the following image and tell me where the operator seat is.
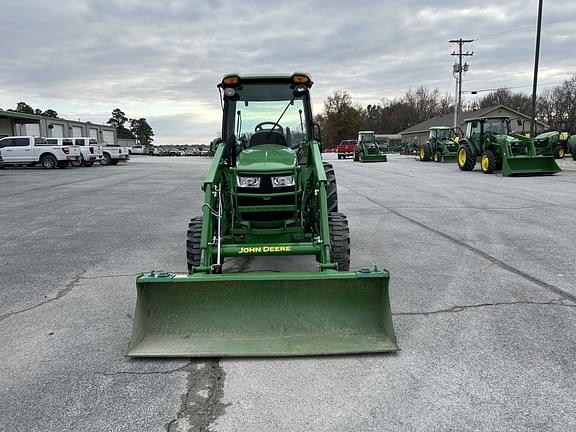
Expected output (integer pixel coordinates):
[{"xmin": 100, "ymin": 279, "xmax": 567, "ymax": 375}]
[{"xmin": 249, "ymin": 131, "xmax": 287, "ymax": 147}]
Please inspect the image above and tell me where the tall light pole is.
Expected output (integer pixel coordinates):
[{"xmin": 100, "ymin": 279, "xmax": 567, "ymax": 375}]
[
  {"xmin": 450, "ymin": 39, "xmax": 474, "ymax": 127},
  {"xmin": 530, "ymin": 0, "xmax": 544, "ymax": 138}
]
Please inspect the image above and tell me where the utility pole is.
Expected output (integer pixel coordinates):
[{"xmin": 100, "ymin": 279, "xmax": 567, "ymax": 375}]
[
  {"xmin": 450, "ymin": 39, "xmax": 474, "ymax": 127},
  {"xmin": 530, "ymin": 0, "xmax": 544, "ymax": 138}
]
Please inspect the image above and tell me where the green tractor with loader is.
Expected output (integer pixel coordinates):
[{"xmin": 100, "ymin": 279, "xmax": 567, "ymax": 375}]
[
  {"xmin": 353, "ymin": 131, "xmax": 387, "ymax": 162},
  {"xmin": 533, "ymin": 122, "xmax": 575, "ymax": 159},
  {"xmin": 457, "ymin": 116, "xmax": 560, "ymax": 176},
  {"xmin": 419, "ymin": 127, "xmax": 460, "ymax": 163},
  {"xmin": 128, "ymin": 73, "xmax": 398, "ymax": 357}
]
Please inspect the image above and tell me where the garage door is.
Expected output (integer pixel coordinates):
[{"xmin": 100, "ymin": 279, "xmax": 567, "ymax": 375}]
[
  {"xmin": 102, "ymin": 130, "xmax": 115, "ymax": 144},
  {"xmin": 89, "ymin": 128, "xmax": 98, "ymax": 140},
  {"xmin": 71, "ymin": 126, "xmax": 83, "ymax": 137},
  {"xmin": 25, "ymin": 123, "xmax": 40, "ymax": 136},
  {"xmin": 50, "ymin": 124, "xmax": 64, "ymax": 137}
]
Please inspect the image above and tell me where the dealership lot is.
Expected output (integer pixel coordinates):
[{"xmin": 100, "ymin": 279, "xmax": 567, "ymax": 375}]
[{"xmin": 1, "ymin": 155, "xmax": 575, "ymax": 431}]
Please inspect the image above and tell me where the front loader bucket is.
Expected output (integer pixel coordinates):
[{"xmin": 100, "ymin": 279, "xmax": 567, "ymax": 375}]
[
  {"xmin": 128, "ymin": 270, "xmax": 398, "ymax": 357},
  {"xmin": 502, "ymin": 155, "xmax": 561, "ymax": 177},
  {"xmin": 360, "ymin": 154, "xmax": 387, "ymax": 163}
]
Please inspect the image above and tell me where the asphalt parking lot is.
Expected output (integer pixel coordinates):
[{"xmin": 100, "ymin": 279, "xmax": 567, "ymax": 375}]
[{"xmin": 1, "ymin": 154, "xmax": 575, "ymax": 431}]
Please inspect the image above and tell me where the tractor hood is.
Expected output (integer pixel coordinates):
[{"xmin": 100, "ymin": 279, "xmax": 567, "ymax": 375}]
[
  {"xmin": 507, "ymin": 133, "xmax": 531, "ymax": 143},
  {"xmin": 236, "ymin": 144, "xmax": 297, "ymax": 173}
]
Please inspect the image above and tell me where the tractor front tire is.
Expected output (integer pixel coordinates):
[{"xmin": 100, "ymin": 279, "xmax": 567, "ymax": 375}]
[
  {"xmin": 323, "ymin": 162, "xmax": 338, "ymax": 213},
  {"xmin": 433, "ymin": 151, "xmax": 442, "ymax": 162},
  {"xmin": 419, "ymin": 143, "xmax": 431, "ymax": 161},
  {"xmin": 554, "ymin": 145, "xmax": 565, "ymax": 159},
  {"xmin": 480, "ymin": 150, "xmax": 496, "ymax": 174},
  {"xmin": 457, "ymin": 143, "xmax": 476, "ymax": 171},
  {"xmin": 328, "ymin": 212, "xmax": 350, "ymax": 272},
  {"xmin": 186, "ymin": 216, "xmax": 203, "ymax": 273}
]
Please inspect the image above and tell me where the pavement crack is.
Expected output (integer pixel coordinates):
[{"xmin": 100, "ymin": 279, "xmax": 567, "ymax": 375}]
[
  {"xmin": 394, "ymin": 300, "xmax": 576, "ymax": 317},
  {"xmin": 166, "ymin": 360, "xmax": 230, "ymax": 432},
  {"xmin": 0, "ymin": 270, "xmax": 85, "ymax": 323},
  {"xmin": 357, "ymin": 192, "xmax": 576, "ymax": 304}
]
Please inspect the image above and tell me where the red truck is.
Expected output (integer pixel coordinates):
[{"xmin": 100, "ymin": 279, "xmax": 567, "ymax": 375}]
[{"xmin": 337, "ymin": 139, "xmax": 357, "ymax": 159}]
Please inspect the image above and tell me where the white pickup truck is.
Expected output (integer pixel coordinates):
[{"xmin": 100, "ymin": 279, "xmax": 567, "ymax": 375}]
[
  {"xmin": 68, "ymin": 137, "xmax": 103, "ymax": 166},
  {"xmin": 101, "ymin": 144, "xmax": 129, "ymax": 165},
  {"xmin": 0, "ymin": 136, "xmax": 81, "ymax": 168}
]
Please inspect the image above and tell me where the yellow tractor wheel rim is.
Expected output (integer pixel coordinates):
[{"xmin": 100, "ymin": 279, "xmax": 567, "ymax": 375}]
[
  {"xmin": 458, "ymin": 148, "xmax": 467, "ymax": 166},
  {"xmin": 481, "ymin": 155, "xmax": 489, "ymax": 171},
  {"xmin": 559, "ymin": 148, "xmax": 565, "ymax": 158},
  {"xmin": 419, "ymin": 148, "xmax": 425, "ymax": 159}
]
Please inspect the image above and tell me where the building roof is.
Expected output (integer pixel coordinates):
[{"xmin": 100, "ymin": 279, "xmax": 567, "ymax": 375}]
[
  {"xmin": 0, "ymin": 109, "xmax": 41, "ymax": 122},
  {"xmin": 399, "ymin": 105, "xmax": 547, "ymax": 135}
]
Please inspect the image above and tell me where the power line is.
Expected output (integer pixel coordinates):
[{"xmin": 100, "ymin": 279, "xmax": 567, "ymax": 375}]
[
  {"xmin": 474, "ymin": 16, "xmax": 576, "ymax": 40},
  {"xmin": 468, "ymin": 81, "xmax": 564, "ymax": 93}
]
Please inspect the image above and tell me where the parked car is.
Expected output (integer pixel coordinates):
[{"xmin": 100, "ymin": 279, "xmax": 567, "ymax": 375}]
[
  {"xmin": 46, "ymin": 137, "xmax": 103, "ymax": 167},
  {"xmin": 129, "ymin": 145, "xmax": 146, "ymax": 155},
  {"xmin": 184, "ymin": 148, "xmax": 199, "ymax": 156},
  {"xmin": 100, "ymin": 144, "xmax": 129, "ymax": 165},
  {"xmin": 0, "ymin": 136, "xmax": 81, "ymax": 168},
  {"xmin": 337, "ymin": 139, "xmax": 357, "ymax": 159}
]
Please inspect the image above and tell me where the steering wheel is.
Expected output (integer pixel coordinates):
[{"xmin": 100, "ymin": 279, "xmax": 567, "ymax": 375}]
[{"xmin": 254, "ymin": 122, "xmax": 284, "ymax": 134}]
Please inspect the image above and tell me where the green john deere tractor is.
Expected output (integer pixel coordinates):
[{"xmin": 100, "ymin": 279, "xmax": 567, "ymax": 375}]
[
  {"xmin": 533, "ymin": 131, "xmax": 568, "ymax": 159},
  {"xmin": 457, "ymin": 116, "xmax": 560, "ymax": 176},
  {"xmin": 419, "ymin": 127, "xmax": 460, "ymax": 163},
  {"xmin": 128, "ymin": 73, "xmax": 398, "ymax": 357},
  {"xmin": 353, "ymin": 131, "xmax": 387, "ymax": 162}
]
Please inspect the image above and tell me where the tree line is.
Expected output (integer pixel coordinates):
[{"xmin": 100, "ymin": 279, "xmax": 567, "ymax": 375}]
[
  {"xmin": 4, "ymin": 101, "xmax": 59, "ymax": 118},
  {"xmin": 107, "ymin": 108, "xmax": 154, "ymax": 146},
  {"xmin": 315, "ymin": 75, "xmax": 576, "ymax": 147}
]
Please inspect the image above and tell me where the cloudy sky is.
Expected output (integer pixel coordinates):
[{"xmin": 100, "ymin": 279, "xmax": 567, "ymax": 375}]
[{"xmin": 1, "ymin": 0, "xmax": 575, "ymax": 144}]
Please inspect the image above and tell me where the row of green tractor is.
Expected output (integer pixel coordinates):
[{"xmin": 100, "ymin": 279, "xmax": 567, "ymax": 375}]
[{"xmin": 417, "ymin": 116, "xmax": 563, "ymax": 176}]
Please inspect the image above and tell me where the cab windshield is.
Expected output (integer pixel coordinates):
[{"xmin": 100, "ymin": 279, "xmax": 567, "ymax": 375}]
[
  {"xmin": 236, "ymin": 99, "xmax": 306, "ymax": 148},
  {"xmin": 484, "ymin": 119, "xmax": 509, "ymax": 134},
  {"xmin": 224, "ymin": 82, "xmax": 310, "ymax": 149},
  {"xmin": 434, "ymin": 129, "xmax": 452, "ymax": 140}
]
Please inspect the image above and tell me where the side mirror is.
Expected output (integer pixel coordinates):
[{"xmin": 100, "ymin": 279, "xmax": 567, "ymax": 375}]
[{"xmin": 312, "ymin": 122, "xmax": 322, "ymax": 144}]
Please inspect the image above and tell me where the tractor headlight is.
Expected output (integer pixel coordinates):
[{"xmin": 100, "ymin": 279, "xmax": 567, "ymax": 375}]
[
  {"xmin": 237, "ymin": 176, "xmax": 261, "ymax": 188},
  {"xmin": 271, "ymin": 175, "xmax": 294, "ymax": 187}
]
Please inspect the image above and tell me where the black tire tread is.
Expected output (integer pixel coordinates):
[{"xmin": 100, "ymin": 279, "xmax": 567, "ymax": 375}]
[
  {"xmin": 328, "ymin": 212, "xmax": 350, "ymax": 271},
  {"xmin": 323, "ymin": 162, "xmax": 338, "ymax": 213},
  {"xmin": 481, "ymin": 150, "xmax": 496, "ymax": 174},
  {"xmin": 458, "ymin": 142, "xmax": 476, "ymax": 171},
  {"xmin": 186, "ymin": 216, "xmax": 203, "ymax": 273}
]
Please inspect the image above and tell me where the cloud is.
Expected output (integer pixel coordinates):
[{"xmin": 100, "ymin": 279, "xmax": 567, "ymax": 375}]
[{"xmin": 1, "ymin": 0, "xmax": 575, "ymax": 143}]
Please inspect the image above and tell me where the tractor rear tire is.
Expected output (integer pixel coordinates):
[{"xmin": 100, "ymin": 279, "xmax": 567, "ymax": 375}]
[
  {"xmin": 323, "ymin": 162, "xmax": 338, "ymax": 213},
  {"xmin": 328, "ymin": 212, "xmax": 350, "ymax": 271},
  {"xmin": 554, "ymin": 145, "xmax": 565, "ymax": 159},
  {"xmin": 419, "ymin": 143, "xmax": 431, "ymax": 161},
  {"xmin": 457, "ymin": 143, "xmax": 476, "ymax": 171},
  {"xmin": 186, "ymin": 216, "xmax": 203, "ymax": 273},
  {"xmin": 480, "ymin": 150, "xmax": 496, "ymax": 174}
]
